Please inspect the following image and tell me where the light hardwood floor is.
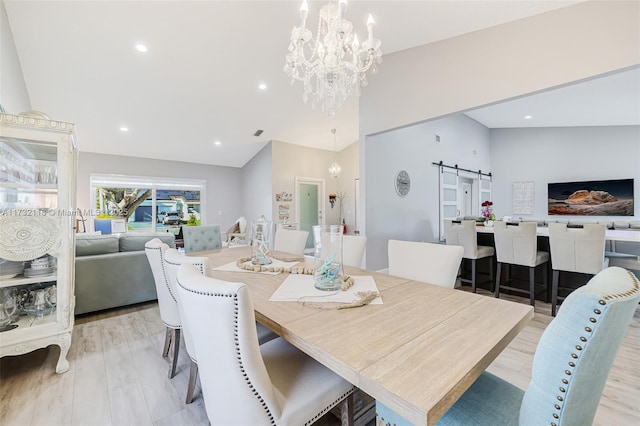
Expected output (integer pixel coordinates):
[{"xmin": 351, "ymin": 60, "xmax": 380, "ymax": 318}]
[{"xmin": 1, "ymin": 288, "xmax": 638, "ymax": 426}]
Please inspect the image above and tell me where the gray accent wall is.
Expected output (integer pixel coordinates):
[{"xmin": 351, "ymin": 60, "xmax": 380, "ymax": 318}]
[
  {"xmin": 336, "ymin": 141, "xmax": 359, "ymax": 234},
  {"xmin": 241, "ymin": 142, "xmax": 273, "ymax": 223},
  {"xmin": 490, "ymin": 126, "xmax": 640, "ymax": 220},
  {"xmin": 365, "ymin": 114, "xmax": 490, "ymax": 271},
  {"xmin": 77, "ymin": 152, "xmax": 243, "ymax": 232}
]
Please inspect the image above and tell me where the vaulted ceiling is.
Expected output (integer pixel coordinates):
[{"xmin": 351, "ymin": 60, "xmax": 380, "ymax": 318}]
[{"xmin": 10, "ymin": 0, "xmax": 633, "ymax": 168}]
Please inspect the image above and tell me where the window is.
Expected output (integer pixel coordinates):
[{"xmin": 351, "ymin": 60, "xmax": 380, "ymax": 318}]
[{"xmin": 90, "ymin": 174, "xmax": 205, "ymax": 234}]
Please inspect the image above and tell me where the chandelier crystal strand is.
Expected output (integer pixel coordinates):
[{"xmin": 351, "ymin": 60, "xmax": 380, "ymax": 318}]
[
  {"xmin": 284, "ymin": 0, "xmax": 382, "ymax": 117},
  {"xmin": 328, "ymin": 128, "xmax": 341, "ymax": 178}
]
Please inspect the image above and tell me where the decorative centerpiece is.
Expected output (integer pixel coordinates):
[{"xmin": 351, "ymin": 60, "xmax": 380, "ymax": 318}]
[
  {"xmin": 481, "ymin": 200, "xmax": 496, "ymax": 226},
  {"xmin": 312, "ymin": 224, "xmax": 344, "ymax": 291},
  {"xmin": 251, "ymin": 216, "xmax": 272, "ymax": 265}
]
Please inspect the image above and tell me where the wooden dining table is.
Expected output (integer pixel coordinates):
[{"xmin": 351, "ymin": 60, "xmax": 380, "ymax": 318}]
[{"xmin": 194, "ymin": 246, "xmax": 534, "ymax": 426}]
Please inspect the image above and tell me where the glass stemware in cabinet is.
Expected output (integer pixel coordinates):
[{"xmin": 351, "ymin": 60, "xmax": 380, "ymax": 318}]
[{"xmin": 0, "ymin": 112, "xmax": 77, "ymax": 373}]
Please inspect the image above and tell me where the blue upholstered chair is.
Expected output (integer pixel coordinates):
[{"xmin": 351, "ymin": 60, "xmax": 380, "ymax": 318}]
[
  {"xmin": 181, "ymin": 225, "xmax": 222, "ymax": 253},
  {"xmin": 376, "ymin": 266, "xmax": 640, "ymax": 426}
]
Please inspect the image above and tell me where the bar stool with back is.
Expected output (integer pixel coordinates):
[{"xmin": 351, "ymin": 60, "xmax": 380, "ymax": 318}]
[
  {"xmin": 444, "ymin": 220, "xmax": 495, "ymax": 292},
  {"xmin": 548, "ymin": 222, "xmax": 608, "ymax": 316},
  {"xmin": 493, "ymin": 221, "xmax": 549, "ymax": 306}
]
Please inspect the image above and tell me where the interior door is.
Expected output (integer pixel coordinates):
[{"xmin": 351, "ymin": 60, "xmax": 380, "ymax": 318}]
[
  {"xmin": 295, "ymin": 177, "xmax": 325, "ymax": 250},
  {"xmin": 439, "ymin": 167, "xmax": 459, "ymax": 241},
  {"xmin": 299, "ymin": 183, "xmax": 319, "ymax": 249},
  {"xmin": 479, "ymin": 176, "xmax": 492, "ymax": 212}
]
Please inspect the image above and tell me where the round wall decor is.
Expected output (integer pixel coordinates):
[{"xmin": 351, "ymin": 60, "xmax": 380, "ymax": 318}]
[{"xmin": 395, "ymin": 170, "xmax": 410, "ymax": 197}]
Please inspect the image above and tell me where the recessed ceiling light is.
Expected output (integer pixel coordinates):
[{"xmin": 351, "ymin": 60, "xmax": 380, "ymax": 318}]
[
  {"xmin": 258, "ymin": 83, "xmax": 267, "ymax": 91},
  {"xmin": 135, "ymin": 44, "xmax": 148, "ymax": 53},
  {"xmin": 213, "ymin": 140, "xmax": 222, "ymax": 146},
  {"xmin": 524, "ymin": 115, "xmax": 532, "ymax": 119},
  {"xmin": 119, "ymin": 127, "xmax": 129, "ymax": 132}
]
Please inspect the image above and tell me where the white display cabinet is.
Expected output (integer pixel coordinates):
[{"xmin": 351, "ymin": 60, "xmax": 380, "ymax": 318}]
[{"xmin": 0, "ymin": 112, "xmax": 78, "ymax": 373}]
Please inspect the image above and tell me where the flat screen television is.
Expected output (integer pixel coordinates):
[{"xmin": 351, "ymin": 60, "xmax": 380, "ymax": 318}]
[{"xmin": 548, "ymin": 178, "xmax": 634, "ymax": 216}]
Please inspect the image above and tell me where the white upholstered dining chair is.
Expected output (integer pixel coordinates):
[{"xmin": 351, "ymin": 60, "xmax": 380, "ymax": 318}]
[
  {"xmin": 176, "ymin": 264, "xmax": 355, "ymax": 425},
  {"xmin": 493, "ymin": 221, "xmax": 549, "ymax": 307},
  {"xmin": 377, "ymin": 266, "xmax": 640, "ymax": 426},
  {"xmin": 388, "ymin": 240, "xmax": 464, "ymax": 288},
  {"xmin": 273, "ymin": 229, "xmax": 309, "ymax": 256},
  {"xmin": 548, "ymin": 223, "xmax": 608, "ymax": 316},
  {"xmin": 444, "ymin": 220, "xmax": 495, "ymax": 292},
  {"xmin": 162, "ymin": 249, "xmax": 208, "ymax": 403},
  {"xmin": 342, "ymin": 234, "xmax": 367, "ymax": 268},
  {"xmin": 144, "ymin": 238, "xmax": 181, "ymax": 378},
  {"xmin": 163, "ymin": 248, "xmax": 278, "ymax": 404}
]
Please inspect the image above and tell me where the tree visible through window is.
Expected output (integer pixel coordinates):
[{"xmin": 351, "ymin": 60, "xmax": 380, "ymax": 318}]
[{"xmin": 91, "ymin": 174, "xmax": 205, "ymax": 233}]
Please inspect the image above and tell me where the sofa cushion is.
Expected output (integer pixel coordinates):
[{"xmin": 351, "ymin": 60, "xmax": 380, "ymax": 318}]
[
  {"xmin": 119, "ymin": 232, "xmax": 176, "ymax": 252},
  {"xmin": 76, "ymin": 234, "xmax": 119, "ymax": 256}
]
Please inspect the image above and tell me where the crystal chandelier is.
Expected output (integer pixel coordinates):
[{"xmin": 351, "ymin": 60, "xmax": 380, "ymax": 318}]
[
  {"xmin": 328, "ymin": 128, "xmax": 341, "ymax": 178},
  {"xmin": 284, "ymin": 0, "xmax": 383, "ymax": 117}
]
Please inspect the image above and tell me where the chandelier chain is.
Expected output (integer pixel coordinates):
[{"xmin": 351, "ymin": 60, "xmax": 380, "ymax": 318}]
[{"xmin": 328, "ymin": 128, "xmax": 341, "ymax": 178}]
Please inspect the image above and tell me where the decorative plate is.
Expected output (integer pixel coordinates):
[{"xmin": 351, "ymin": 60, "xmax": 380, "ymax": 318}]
[{"xmin": 0, "ymin": 211, "xmax": 60, "ymax": 261}]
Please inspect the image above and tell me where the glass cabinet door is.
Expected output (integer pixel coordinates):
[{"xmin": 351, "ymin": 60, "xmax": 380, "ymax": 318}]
[{"xmin": 0, "ymin": 113, "xmax": 77, "ymax": 374}]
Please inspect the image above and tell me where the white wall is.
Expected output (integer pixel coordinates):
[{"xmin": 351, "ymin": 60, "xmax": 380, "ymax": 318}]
[
  {"xmin": 365, "ymin": 114, "xmax": 490, "ymax": 271},
  {"xmin": 77, "ymin": 152, "xmax": 243, "ymax": 231},
  {"xmin": 490, "ymin": 126, "xmax": 640, "ymax": 220},
  {"xmin": 241, "ymin": 142, "xmax": 273, "ymax": 223},
  {"xmin": 0, "ymin": 0, "xmax": 30, "ymax": 113}
]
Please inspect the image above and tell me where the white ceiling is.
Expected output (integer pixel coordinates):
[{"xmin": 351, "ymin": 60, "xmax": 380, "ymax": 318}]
[
  {"xmin": 465, "ymin": 67, "xmax": 640, "ymax": 128},
  {"xmin": 8, "ymin": 0, "xmax": 631, "ymax": 169}
]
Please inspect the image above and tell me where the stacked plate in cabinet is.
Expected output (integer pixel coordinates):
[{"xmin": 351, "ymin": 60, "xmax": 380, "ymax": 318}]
[{"xmin": 0, "ymin": 259, "xmax": 25, "ymax": 280}]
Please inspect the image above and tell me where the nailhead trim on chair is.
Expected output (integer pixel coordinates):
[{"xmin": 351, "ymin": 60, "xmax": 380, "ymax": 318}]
[
  {"xmin": 147, "ymin": 245, "xmax": 181, "ymax": 328},
  {"xmin": 164, "ymin": 257, "xmax": 206, "ymax": 275},
  {"xmin": 303, "ymin": 389, "xmax": 355, "ymax": 426},
  {"xmin": 176, "ymin": 278, "xmax": 276, "ymax": 425},
  {"xmin": 550, "ymin": 271, "xmax": 640, "ymax": 426},
  {"xmin": 231, "ymin": 295, "xmax": 277, "ymax": 425},
  {"xmin": 376, "ymin": 415, "xmax": 396, "ymax": 426}
]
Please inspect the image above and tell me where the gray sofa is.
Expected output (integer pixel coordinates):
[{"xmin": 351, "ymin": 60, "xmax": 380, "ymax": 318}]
[{"xmin": 75, "ymin": 232, "xmax": 175, "ymax": 315}]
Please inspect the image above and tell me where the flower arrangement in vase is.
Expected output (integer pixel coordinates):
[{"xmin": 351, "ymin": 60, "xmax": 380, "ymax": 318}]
[{"xmin": 481, "ymin": 201, "xmax": 496, "ymax": 226}]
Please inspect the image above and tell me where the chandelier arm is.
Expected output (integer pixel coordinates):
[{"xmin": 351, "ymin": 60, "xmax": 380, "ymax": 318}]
[
  {"xmin": 339, "ymin": 55, "xmax": 374, "ymax": 74},
  {"xmin": 294, "ymin": 49, "xmax": 322, "ymax": 70}
]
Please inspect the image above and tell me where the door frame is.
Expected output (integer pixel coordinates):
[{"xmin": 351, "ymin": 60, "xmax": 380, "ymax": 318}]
[{"xmin": 294, "ymin": 176, "xmax": 326, "ymax": 227}]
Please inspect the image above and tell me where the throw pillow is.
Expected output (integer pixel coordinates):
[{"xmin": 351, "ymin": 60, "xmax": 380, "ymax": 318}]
[{"xmin": 227, "ymin": 221, "xmax": 240, "ymax": 235}]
